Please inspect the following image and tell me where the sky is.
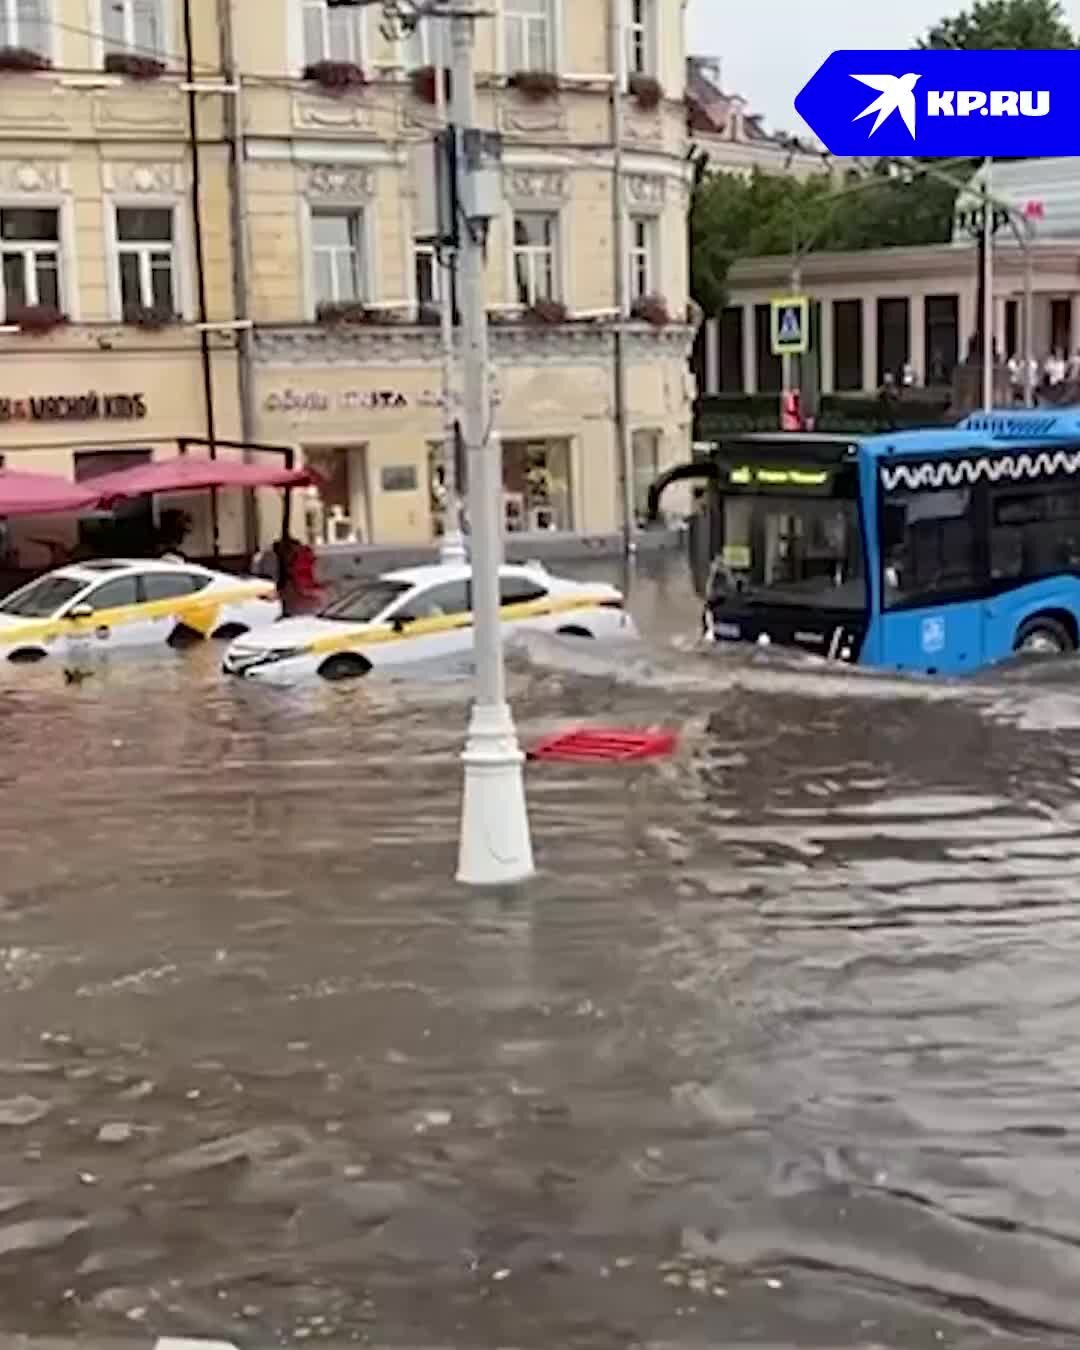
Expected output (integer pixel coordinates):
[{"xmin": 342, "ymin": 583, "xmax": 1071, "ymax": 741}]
[{"xmin": 686, "ymin": 0, "xmax": 1080, "ymax": 138}]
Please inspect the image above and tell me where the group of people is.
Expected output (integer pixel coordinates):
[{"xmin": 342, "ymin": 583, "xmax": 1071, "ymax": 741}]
[{"xmin": 1008, "ymin": 349, "xmax": 1080, "ymax": 398}]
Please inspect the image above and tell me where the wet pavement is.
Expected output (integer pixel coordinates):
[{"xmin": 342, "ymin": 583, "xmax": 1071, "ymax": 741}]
[{"xmin": 4, "ymin": 558, "xmax": 1080, "ymax": 1347}]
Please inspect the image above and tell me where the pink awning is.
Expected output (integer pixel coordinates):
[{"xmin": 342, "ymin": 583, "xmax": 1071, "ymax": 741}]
[
  {"xmin": 0, "ymin": 468, "xmax": 102, "ymax": 518},
  {"xmin": 86, "ymin": 454, "xmax": 316, "ymax": 502}
]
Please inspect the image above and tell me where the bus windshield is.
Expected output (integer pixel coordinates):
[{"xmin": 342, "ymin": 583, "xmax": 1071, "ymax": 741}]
[{"xmin": 709, "ymin": 492, "xmax": 866, "ymax": 610}]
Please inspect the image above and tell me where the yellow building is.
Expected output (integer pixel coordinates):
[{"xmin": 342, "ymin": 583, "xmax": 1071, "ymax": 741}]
[{"xmin": 0, "ymin": 0, "xmax": 693, "ymax": 564}]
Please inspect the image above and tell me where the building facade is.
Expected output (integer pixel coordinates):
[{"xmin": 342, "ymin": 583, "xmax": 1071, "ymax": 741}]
[{"xmin": 0, "ymin": 0, "xmax": 693, "ymax": 566}]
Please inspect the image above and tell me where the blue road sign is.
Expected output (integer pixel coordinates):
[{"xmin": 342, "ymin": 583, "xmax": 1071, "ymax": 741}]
[{"xmin": 795, "ymin": 50, "xmax": 1079, "ymax": 157}]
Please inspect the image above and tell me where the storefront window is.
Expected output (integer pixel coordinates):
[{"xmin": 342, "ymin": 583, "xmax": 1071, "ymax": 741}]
[
  {"xmin": 502, "ymin": 438, "xmax": 572, "ymax": 533},
  {"xmin": 632, "ymin": 429, "xmax": 660, "ymax": 522}
]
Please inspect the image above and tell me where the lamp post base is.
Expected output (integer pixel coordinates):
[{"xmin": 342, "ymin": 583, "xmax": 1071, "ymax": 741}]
[{"xmin": 456, "ymin": 700, "xmax": 535, "ymax": 887}]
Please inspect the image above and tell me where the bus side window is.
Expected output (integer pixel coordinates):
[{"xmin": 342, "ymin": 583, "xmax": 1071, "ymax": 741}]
[{"xmin": 881, "ymin": 489, "xmax": 976, "ymax": 607}]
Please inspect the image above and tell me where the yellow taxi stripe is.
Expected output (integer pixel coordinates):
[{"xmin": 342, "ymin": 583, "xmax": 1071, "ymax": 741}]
[
  {"xmin": 307, "ymin": 592, "xmax": 617, "ymax": 656},
  {"xmin": 0, "ymin": 580, "xmax": 275, "ymax": 648}
]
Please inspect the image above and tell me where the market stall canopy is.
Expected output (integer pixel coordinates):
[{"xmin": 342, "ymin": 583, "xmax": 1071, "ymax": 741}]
[
  {"xmin": 86, "ymin": 454, "xmax": 317, "ymax": 502},
  {"xmin": 0, "ymin": 468, "xmax": 103, "ymax": 518}
]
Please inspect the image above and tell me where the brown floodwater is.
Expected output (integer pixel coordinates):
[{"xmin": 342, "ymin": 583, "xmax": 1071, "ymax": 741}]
[{"xmin": 3, "ymin": 556, "xmax": 1080, "ymax": 1348}]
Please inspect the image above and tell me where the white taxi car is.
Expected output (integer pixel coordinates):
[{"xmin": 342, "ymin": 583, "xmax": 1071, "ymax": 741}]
[
  {"xmin": 223, "ymin": 561, "xmax": 635, "ymax": 682},
  {"xmin": 0, "ymin": 559, "xmax": 280, "ymax": 665}
]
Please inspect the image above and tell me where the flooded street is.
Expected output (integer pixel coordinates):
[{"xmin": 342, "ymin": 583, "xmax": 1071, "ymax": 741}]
[{"xmin": 5, "ymin": 556, "xmax": 1080, "ymax": 1347}]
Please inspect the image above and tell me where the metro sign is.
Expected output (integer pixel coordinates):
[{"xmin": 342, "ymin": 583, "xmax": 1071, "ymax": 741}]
[{"xmin": 795, "ymin": 50, "xmax": 1080, "ymax": 157}]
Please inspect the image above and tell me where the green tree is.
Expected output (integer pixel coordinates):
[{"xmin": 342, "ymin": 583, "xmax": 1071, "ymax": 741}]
[{"xmin": 919, "ymin": 0, "xmax": 1075, "ymax": 49}]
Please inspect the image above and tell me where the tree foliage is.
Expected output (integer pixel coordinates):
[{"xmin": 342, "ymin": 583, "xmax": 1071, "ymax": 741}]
[{"xmin": 690, "ymin": 0, "xmax": 1077, "ymax": 315}]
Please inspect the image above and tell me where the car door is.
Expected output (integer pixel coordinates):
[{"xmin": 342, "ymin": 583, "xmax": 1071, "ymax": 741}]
[
  {"xmin": 380, "ymin": 579, "xmax": 472, "ymax": 666},
  {"xmin": 61, "ymin": 573, "xmax": 143, "ymax": 654},
  {"xmin": 498, "ymin": 573, "xmax": 551, "ymax": 635},
  {"xmin": 139, "ymin": 570, "xmax": 205, "ymax": 644}
]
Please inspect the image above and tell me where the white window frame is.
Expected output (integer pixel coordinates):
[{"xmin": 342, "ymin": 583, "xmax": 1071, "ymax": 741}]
[
  {"xmin": 627, "ymin": 214, "xmax": 657, "ymax": 302},
  {"xmin": 301, "ymin": 0, "xmax": 368, "ymax": 67},
  {"xmin": 111, "ymin": 203, "xmax": 180, "ymax": 316},
  {"xmin": 104, "ymin": 195, "xmax": 189, "ymax": 321},
  {"xmin": 501, "ymin": 0, "xmax": 558, "ymax": 74},
  {"xmin": 302, "ymin": 201, "xmax": 373, "ymax": 318},
  {"xmin": 1, "ymin": 0, "xmax": 53, "ymax": 61},
  {"xmin": 402, "ymin": 14, "xmax": 446, "ymax": 69},
  {"xmin": 412, "ymin": 239, "xmax": 443, "ymax": 308},
  {"xmin": 510, "ymin": 209, "xmax": 561, "ymax": 308},
  {"xmin": 625, "ymin": 0, "xmax": 658, "ymax": 78},
  {"xmin": 0, "ymin": 198, "xmax": 74, "ymax": 319},
  {"xmin": 96, "ymin": 0, "xmax": 170, "ymax": 61}
]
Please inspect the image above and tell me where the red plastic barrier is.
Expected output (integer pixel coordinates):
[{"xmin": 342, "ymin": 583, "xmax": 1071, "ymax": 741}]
[{"xmin": 529, "ymin": 726, "xmax": 678, "ymax": 763}]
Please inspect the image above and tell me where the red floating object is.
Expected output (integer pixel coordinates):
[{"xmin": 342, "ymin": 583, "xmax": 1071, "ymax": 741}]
[{"xmin": 528, "ymin": 726, "xmax": 678, "ymax": 763}]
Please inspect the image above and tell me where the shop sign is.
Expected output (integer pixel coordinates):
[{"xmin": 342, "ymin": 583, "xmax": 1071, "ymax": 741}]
[
  {"xmin": 0, "ymin": 392, "xmax": 147, "ymax": 423},
  {"xmin": 263, "ymin": 388, "xmax": 442, "ymax": 415}
]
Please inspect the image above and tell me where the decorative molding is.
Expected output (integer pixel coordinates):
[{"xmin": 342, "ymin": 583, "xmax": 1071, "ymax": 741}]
[
  {"xmin": 253, "ymin": 321, "xmax": 694, "ymax": 369},
  {"xmin": 624, "ymin": 173, "xmax": 665, "ymax": 210},
  {"xmin": 92, "ymin": 89, "xmax": 185, "ymax": 132},
  {"xmin": 303, "ymin": 164, "xmax": 376, "ymax": 201},
  {"xmin": 504, "ymin": 169, "xmax": 569, "ymax": 203},
  {"xmin": 623, "ymin": 111, "xmax": 664, "ymax": 146},
  {"xmin": 496, "ymin": 94, "xmax": 568, "ymax": 137},
  {"xmin": 0, "ymin": 160, "xmax": 67, "ymax": 193},
  {"xmin": 0, "ymin": 86, "xmax": 70, "ymax": 131},
  {"xmin": 292, "ymin": 95, "xmax": 375, "ymax": 133},
  {"xmin": 102, "ymin": 161, "xmax": 184, "ymax": 194}
]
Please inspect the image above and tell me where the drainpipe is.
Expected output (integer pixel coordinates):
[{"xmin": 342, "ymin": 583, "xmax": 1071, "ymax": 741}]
[
  {"xmin": 609, "ymin": 0, "xmax": 635, "ymax": 558},
  {"xmin": 219, "ymin": 0, "xmax": 259, "ymax": 550},
  {"xmin": 182, "ymin": 0, "xmax": 220, "ymax": 554}
]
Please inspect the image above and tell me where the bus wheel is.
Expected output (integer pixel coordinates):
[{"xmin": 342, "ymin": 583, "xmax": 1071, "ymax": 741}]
[{"xmin": 1015, "ymin": 615, "xmax": 1076, "ymax": 656}]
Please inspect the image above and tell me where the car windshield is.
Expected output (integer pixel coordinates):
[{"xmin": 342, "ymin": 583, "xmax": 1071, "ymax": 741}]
[
  {"xmin": 0, "ymin": 574, "xmax": 86, "ymax": 618},
  {"xmin": 318, "ymin": 580, "xmax": 410, "ymax": 623},
  {"xmin": 708, "ymin": 492, "xmax": 866, "ymax": 610}
]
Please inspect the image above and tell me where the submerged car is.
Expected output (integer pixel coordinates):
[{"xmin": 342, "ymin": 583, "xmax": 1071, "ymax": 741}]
[
  {"xmin": 223, "ymin": 561, "xmax": 634, "ymax": 682},
  {"xmin": 0, "ymin": 559, "xmax": 280, "ymax": 665}
]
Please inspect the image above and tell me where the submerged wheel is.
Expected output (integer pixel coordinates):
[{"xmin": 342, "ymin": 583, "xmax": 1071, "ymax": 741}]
[
  {"xmin": 167, "ymin": 623, "xmax": 205, "ymax": 649},
  {"xmin": 556, "ymin": 625, "xmax": 595, "ymax": 639},
  {"xmin": 318, "ymin": 653, "xmax": 372, "ymax": 682},
  {"xmin": 211, "ymin": 622, "xmax": 248, "ymax": 642},
  {"xmin": 7, "ymin": 647, "xmax": 46, "ymax": 664},
  {"xmin": 1014, "ymin": 615, "xmax": 1076, "ymax": 656}
]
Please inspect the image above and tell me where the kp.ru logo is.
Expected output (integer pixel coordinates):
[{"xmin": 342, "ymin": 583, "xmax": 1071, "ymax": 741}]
[{"xmin": 851, "ymin": 71, "xmax": 1049, "ymax": 139}]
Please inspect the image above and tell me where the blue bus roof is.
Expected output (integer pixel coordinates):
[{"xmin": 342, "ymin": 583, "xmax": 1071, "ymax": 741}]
[{"xmin": 859, "ymin": 406, "xmax": 1080, "ymax": 459}]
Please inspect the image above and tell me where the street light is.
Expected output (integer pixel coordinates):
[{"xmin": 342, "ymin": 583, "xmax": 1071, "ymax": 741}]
[{"xmin": 333, "ymin": 0, "xmax": 534, "ymax": 887}]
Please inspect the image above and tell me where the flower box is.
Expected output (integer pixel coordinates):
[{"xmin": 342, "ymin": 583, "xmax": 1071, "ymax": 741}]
[
  {"xmin": 508, "ymin": 69, "xmax": 559, "ymax": 102},
  {"xmin": 123, "ymin": 305, "xmax": 178, "ymax": 330},
  {"xmin": 104, "ymin": 51, "xmax": 166, "ymax": 79},
  {"xmin": 524, "ymin": 299, "xmax": 569, "ymax": 326},
  {"xmin": 303, "ymin": 60, "xmax": 367, "ymax": 93},
  {"xmin": 629, "ymin": 74, "xmax": 663, "ymax": 110},
  {"xmin": 0, "ymin": 46, "xmax": 50, "ymax": 72},
  {"xmin": 9, "ymin": 304, "xmax": 67, "ymax": 334},
  {"xmin": 630, "ymin": 294, "xmax": 671, "ymax": 327},
  {"xmin": 316, "ymin": 301, "xmax": 375, "ymax": 325}
]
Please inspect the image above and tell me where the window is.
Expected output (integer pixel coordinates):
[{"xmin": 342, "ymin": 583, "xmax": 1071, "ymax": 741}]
[
  {"xmin": 881, "ymin": 486, "xmax": 978, "ymax": 609},
  {"xmin": 115, "ymin": 206, "xmax": 176, "ymax": 317},
  {"xmin": 628, "ymin": 216, "xmax": 655, "ymax": 302},
  {"xmin": 403, "ymin": 15, "xmax": 445, "ymax": 68},
  {"xmin": 990, "ymin": 484, "xmax": 1080, "ymax": 582},
  {"xmin": 140, "ymin": 571, "xmax": 208, "ymax": 602},
  {"xmin": 84, "ymin": 575, "xmax": 140, "ymax": 611},
  {"xmin": 505, "ymin": 0, "xmax": 552, "ymax": 71},
  {"xmin": 502, "ymin": 438, "xmax": 572, "ymax": 532},
  {"xmin": 311, "ymin": 210, "xmax": 365, "ymax": 307},
  {"xmin": 2, "ymin": 0, "xmax": 48, "ymax": 56},
  {"xmin": 103, "ymin": 0, "xmax": 163, "ymax": 55},
  {"xmin": 414, "ymin": 240, "xmax": 441, "ymax": 307},
  {"xmin": 397, "ymin": 580, "xmax": 470, "ymax": 620},
  {"xmin": 513, "ymin": 212, "xmax": 557, "ymax": 306},
  {"xmin": 626, "ymin": 0, "xmax": 655, "ymax": 76},
  {"xmin": 500, "ymin": 574, "xmax": 547, "ymax": 606},
  {"xmin": 318, "ymin": 580, "xmax": 409, "ymax": 623},
  {"xmin": 0, "ymin": 574, "xmax": 83, "ymax": 619},
  {"xmin": 303, "ymin": 0, "xmax": 364, "ymax": 65},
  {"xmin": 0, "ymin": 208, "xmax": 60, "ymax": 317}
]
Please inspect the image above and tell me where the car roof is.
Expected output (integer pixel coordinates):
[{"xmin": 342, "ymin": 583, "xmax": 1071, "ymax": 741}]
[
  {"xmin": 380, "ymin": 562, "xmax": 552, "ymax": 587},
  {"xmin": 49, "ymin": 558, "xmax": 212, "ymax": 585}
]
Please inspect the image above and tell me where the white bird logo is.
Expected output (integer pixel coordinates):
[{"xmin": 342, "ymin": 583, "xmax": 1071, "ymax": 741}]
[{"xmin": 850, "ymin": 72, "xmax": 921, "ymax": 137}]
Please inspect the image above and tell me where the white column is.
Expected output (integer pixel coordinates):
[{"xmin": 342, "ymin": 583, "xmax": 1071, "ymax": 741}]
[
  {"xmin": 704, "ymin": 318, "xmax": 719, "ymax": 394},
  {"xmin": 861, "ymin": 296, "xmax": 877, "ymax": 392},
  {"xmin": 993, "ymin": 296, "xmax": 1007, "ymax": 360},
  {"xmin": 909, "ymin": 293, "xmax": 926, "ymax": 385},
  {"xmin": 958, "ymin": 281, "xmax": 976, "ymax": 363},
  {"xmin": 1070, "ymin": 293, "xmax": 1080, "ymax": 355},
  {"xmin": 742, "ymin": 303, "xmax": 756, "ymax": 393},
  {"xmin": 819, "ymin": 296, "xmax": 835, "ymax": 394}
]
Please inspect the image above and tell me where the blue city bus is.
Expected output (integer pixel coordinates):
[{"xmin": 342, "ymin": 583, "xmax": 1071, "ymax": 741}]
[{"xmin": 649, "ymin": 408, "xmax": 1080, "ymax": 676}]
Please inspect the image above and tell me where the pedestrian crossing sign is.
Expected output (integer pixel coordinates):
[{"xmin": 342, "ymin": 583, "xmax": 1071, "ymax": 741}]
[{"xmin": 770, "ymin": 295, "xmax": 809, "ymax": 355}]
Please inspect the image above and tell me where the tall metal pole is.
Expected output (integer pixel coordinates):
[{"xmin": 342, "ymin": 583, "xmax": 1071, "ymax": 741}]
[
  {"xmin": 982, "ymin": 156, "xmax": 994, "ymax": 412},
  {"xmin": 433, "ymin": 25, "xmax": 466, "ymax": 563},
  {"xmin": 1022, "ymin": 218, "xmax": 1035, "ymax": 408},
  {"xmin": 609, "ymin": 0, "xmax": 635, "ymax": 556},
  {"xmin": 449, "ymin": 12, "xmax": 534, "ymax": 887}
]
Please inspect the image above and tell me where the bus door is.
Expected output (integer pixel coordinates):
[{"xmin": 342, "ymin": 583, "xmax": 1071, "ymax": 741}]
[{"xmin": 876, "ymin": 485, "xmax": 986, "ymax": 674}]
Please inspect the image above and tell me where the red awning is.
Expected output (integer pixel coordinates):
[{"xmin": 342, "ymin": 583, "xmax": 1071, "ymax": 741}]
[
  {"xmin": 85, "ymin": 454, "xmax": 316, "ymax": 502},
  {"xmin": 0, "ymin": 468, "xmax": 102, "ymax": 518}
]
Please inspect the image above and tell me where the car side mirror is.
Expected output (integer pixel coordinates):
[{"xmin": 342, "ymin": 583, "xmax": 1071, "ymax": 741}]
[
  {"xmin": 67, "ymin": 602, "xmax": 94, "ymax": 620},
  {"xmin": 390, "ymin": 614, "xmax": 412, "ymax": 633}
]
